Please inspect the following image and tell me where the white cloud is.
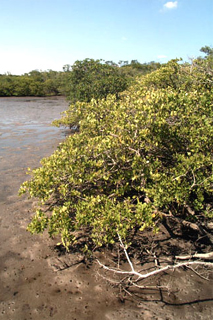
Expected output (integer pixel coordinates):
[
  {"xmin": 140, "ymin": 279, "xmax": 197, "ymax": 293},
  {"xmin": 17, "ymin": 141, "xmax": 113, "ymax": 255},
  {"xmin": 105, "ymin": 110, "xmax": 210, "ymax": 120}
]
[{"xmin": 164, "ymin": 1, "xmax": 178, "ymax": 9}]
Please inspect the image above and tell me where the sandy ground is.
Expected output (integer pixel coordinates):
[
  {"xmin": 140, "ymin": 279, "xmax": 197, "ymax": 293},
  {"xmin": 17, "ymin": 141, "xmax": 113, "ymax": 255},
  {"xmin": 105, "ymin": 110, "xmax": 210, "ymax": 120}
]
[{"xmin": 0, "ymin": 98, "xmax": 213, "ymax": 320}]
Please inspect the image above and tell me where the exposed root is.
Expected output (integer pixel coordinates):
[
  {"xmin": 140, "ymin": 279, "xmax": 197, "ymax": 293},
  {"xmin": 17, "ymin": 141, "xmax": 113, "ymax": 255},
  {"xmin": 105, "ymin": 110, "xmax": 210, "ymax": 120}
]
[
  {"xmin": 96, "ymin": 233, "xmax": 213, "ymax": 294},
  {"xmin": 175, "ymin": 252, "xmax": 213, "ymax": 261}
]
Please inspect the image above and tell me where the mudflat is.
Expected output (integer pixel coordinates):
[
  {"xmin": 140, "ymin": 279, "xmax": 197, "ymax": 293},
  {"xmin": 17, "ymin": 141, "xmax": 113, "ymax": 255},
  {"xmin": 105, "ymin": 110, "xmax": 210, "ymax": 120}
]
[{"xmin": 0, "ymin": 97, "xmax": 213, "ymax": 320}]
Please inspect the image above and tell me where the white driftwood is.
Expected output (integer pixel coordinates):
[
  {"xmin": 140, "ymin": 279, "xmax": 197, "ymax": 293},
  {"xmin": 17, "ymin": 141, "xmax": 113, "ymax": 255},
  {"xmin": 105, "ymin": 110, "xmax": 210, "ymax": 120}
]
[
  {"xmin": 97, "ymin": 235, "xmax": 213, "ymax": 281},
  {"xmin": 97, "ymin": 259, "xmax": 213, "ymax": 280},
  {"xmin": 175, "ymin": 252, "xmax": 213, "ymax": 261}
]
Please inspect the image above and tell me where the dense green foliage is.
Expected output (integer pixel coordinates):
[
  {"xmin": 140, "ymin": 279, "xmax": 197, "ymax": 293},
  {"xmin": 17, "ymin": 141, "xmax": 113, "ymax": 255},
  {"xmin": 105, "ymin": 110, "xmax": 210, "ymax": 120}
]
[
  {"xmin": 62, "ymin": 59, "xmax": 129, "ymax": 103},
  {"xmin": 119, "ymin": 60, "xmax": 161, "ymax": 78},
  {"xmin": 0, "ymin": 59, "xmax": 161, "ymax": 98},
  {"xmin": 19, "ymin": 56, "xmax": 213, "ymax": 249},
  {"xmin": 60, "ymin": 59, "xmax": 163, "ymax": 105},
  {"xmin": 0, "ymin": 70, "xmax": 65, "ymax": 97}
]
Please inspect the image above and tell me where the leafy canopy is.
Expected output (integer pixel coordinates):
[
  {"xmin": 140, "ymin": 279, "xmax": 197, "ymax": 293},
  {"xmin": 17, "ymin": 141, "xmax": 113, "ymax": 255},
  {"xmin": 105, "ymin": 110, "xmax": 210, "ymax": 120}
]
[
  {"xmin": 19, "ymin": 59, "xmax": 213, "ymax": 250},
  {"xmin": 63, "ymin": 58, "xmax": 129, "ymax": 103}
]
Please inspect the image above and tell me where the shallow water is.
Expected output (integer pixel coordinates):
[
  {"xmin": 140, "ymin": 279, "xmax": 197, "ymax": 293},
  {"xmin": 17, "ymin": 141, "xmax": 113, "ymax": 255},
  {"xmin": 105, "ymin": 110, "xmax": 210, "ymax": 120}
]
[
  {"xmin": 0, "ymin": 97, "xmax": 69, "ymax": 169},
  {"xmin": 0, "ymin": 96, "xmax": 69, "ymax": 151},
  {"xmin": 0, "ymin": 96, "xmax": 69, "ymax": 202},
  {"xmin": 0, "ymin": 97, "xmax": 67, "ymax": 124}
]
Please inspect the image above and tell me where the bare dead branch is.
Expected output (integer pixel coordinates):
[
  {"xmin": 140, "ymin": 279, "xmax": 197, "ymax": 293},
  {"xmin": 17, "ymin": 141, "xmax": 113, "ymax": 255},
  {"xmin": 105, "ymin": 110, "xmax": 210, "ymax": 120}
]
[
  {"xmin": 97, "ymin": 234, "xmax": 213, "ymax": 289},
  {"xmin": 97, "ymin": 258, "xmax": 213, "ymax": 280},
  {"xmin": 176, "ymin": 252, "xmax": 213, "ymax": 261}
]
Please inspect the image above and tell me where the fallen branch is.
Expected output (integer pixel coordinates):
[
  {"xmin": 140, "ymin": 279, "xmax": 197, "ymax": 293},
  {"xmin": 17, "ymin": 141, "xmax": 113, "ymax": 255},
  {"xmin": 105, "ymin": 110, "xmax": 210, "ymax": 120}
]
[
  {"xmin": 176, "ymin": 252, "xmax": 213, "ymax": 261},
  {"xmin": 97, "ymin": 234, "xmax": 213, "ymax": 284},
  {"xmin": 97, "ymin": 259, "xmax": 213, "ymax": 280}
]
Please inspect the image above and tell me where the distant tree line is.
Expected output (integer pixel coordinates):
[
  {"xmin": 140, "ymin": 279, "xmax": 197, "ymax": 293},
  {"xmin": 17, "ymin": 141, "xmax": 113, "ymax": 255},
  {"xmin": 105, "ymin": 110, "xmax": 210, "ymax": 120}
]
[
  {"xmin": 0, "ymin": 60, "xmax": 161, "ymax": 98},
  {"xmin": 0, "ymin": 69, "xmax": 64, "ymax": 97}
]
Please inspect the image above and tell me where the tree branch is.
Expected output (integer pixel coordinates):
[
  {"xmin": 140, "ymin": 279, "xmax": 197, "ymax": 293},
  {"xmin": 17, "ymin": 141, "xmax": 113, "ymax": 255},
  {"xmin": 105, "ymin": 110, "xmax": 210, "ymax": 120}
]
[
  {"xmin": 97, "ymin": 259, "xmax": 213, "ymax": 280},
  {"xmin": 176, "ymin": 252, "xmax": 213, "ymax": 261}
]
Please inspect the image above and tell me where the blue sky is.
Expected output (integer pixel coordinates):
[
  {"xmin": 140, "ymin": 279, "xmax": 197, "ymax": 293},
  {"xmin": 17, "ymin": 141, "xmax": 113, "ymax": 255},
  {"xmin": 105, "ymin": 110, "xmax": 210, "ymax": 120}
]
[{"xmin": 0, "ymin": 0, "xmax": 212, "ymax": 75}]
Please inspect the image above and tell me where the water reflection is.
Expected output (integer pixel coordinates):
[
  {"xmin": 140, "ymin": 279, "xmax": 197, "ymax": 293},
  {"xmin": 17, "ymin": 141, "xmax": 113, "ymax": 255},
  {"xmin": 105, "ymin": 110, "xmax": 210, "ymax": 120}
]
[
  {"xmin": 0, "ymin": 97, "xmax": 69, "ymax": 175},
  {"xmin": 0, "ymin": 96, "xmax": 69, "ymax": 152}
]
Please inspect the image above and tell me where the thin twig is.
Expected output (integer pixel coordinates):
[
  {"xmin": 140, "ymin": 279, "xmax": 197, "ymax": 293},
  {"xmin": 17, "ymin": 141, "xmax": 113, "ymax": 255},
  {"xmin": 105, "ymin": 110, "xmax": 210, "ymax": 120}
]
[{"xmin": 186, "ymin": 266, "xmax": 210, "ymax": 281}]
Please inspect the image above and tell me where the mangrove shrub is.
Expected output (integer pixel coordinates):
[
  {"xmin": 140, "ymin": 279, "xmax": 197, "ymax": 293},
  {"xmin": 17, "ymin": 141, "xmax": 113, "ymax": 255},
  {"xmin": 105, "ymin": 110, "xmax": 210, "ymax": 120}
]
[{"xmin": 19, "ymin": 59, "xmax": 213, "ymax": 249}]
